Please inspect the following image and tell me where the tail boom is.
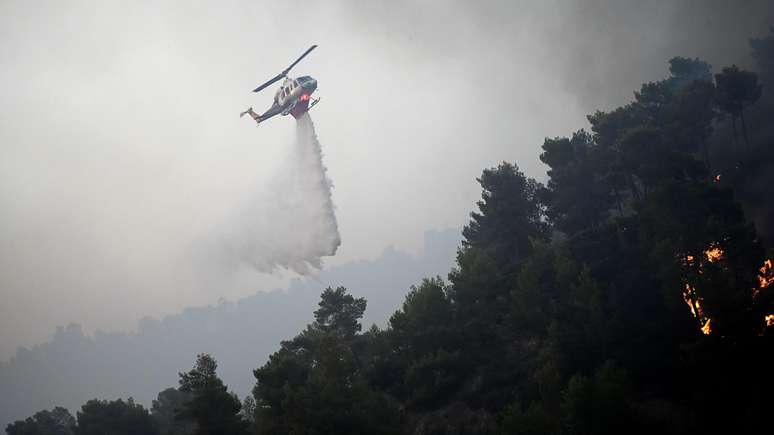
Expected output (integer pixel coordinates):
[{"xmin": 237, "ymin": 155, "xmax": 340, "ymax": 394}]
[{"xmin": 240, "ymin": 107, "xmax": 262, "ymax": 125}]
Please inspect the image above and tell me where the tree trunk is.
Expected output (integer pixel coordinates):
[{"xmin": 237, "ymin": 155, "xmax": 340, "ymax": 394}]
[
  {"xmin": 628, "ymin": 174, "xmax": 640, "ymax": 201},
  {"xmin": 740, "ymin": 108, "xmax": 750, "ymax": 147},
  {"xmin": 613, "ymin": 187, "xmax": 624, "ymax": 217},
  {"xmin": 702, "ymin": 142, "xmax": 712, "ymax": 178},
  {"xmin": 731, "ymin": 116, "xmax": 738, "ymax": 147}
]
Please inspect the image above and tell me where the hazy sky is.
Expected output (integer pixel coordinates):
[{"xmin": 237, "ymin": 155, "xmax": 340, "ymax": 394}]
[{"xmin": 1, "ymin": 0, "xmax": 772, "ymax": 360}]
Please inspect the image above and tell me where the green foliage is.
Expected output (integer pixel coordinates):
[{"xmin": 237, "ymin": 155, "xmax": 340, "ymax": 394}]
[
  {"xmin": 540, "ymin": 131, "xmax": 614, "ymax": 233},
  {"xmin": 252, "ymin": 287, "xmax": 402, "ymax": 435},
  {"xmin": 666, "ymin": 79, "xmax": 716, "ymax": 164},
  {"xmin": 715, "ymin": 65, "xmax": 764, "ymax": 116},
  {"xmin": 497, "ymin": 402, "xmax": 554, "ymax": 435},
  {"xmin": 389, "ymin": 278, "xmax": 456, "ymax": 360},
  {"xmin": 715, "ymin": 65, "xmax": 763, "ymax": 145},
  {"xmin": 238, "ymin": 396, "xmax": 255, "ymax": 424},
  {"xmin": 444, "ymin": 163, "xmax": 552, "ymax": 413},
  {"xmin": 457, "ymin": 162, "xmax": 548, "ymax": 265},
  {"xmin": 639, "ymin": 182, "xmax": 766, "ymax": 333},
  {"xmin": 75, "ymin": 399, "xmax": 157, "ymax": 435},
  {"xmin": 667, "ymin": 57, "xmax": 712, "ymax": 91},
  {"xmin": 313, "ymin": 286, "xmax": 367, "ymax": 337},
  {"xmin": 560, "ymin": 362, "xmax": 631, "ymax": 435},
  {"xmin": 151, "ymin": 388, "xmax": 194, "ymax": 435},
  {"xmin": 6, "ymin": 407, "xmax": 75, "ymax": 435},
  {"xmin": 177, "ymin": 354, "xmax": 248, "ymax": 435},
  {"xmin": 383, "ymin": 278, "xmax": 464, "ymax": 408},
  {"xmin": 450, "ymin": 162, "xmax": 547, "ymax": 347},
  {"xmin": 404, "ymin": 349, "xmax": 464, "ymax": 408}
]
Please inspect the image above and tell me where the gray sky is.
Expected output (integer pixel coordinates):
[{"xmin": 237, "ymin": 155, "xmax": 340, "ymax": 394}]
[{"xmin": 1, "ymin": 0, "xmax": 772, "ymax": 360}]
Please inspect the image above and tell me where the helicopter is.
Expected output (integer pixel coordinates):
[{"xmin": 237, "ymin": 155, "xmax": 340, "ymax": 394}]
[{"xmin": 240, "ymin": 45, "xmax": 320, "ymax": 125}]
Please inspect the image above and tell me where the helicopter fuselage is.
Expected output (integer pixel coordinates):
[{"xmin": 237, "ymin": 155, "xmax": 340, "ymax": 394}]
[
  {"xmin": 257, "ymin": 76, "xmax": 318, "ymax": 122},
  {"xmin": 242, "ymin": 45, "xmax": 319, "ymax": 125}
]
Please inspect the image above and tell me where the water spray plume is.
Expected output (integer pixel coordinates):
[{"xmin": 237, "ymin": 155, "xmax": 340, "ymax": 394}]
[{"xmin": 222, "ymin": 113, "xmax": 340, "ymax": 275}]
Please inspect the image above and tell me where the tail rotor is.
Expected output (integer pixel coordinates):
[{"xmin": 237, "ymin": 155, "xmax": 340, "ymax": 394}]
[{"xmin": 240, "ymin": 107, "xmax": 262, "ymax": 125}]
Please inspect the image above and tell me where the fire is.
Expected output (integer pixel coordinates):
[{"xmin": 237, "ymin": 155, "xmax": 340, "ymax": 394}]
[
  {"xmin": 714, "ymin": 174, "xmax": 721, "ymax": 182},
  {"xmin": 680, "ymin": 246, "xmax": 718, "ymax": 334},
  {"xmin": 704, "ymin": 246, "xmax": 723, "ymax": 263},
  {"xmin": 701, "ymin": 319, "xmax": 712, "ymax": 335},
  {"xmin": 683, "ymin": 283, "xmax": 698, "ymax": 317},
  {"xmin": 682, "ymin": 282, "xmax": 709, "ymax": 333},
  {"xmin": 681, "ymin": 244, "xmax": 723, "ymax": 268},
  {"xmin": 680, "ymin": 242, "xmax": 774, "ymax": 335},
  {"xmin": 759, "ymin": 259, "xmax": 773, "ymax": 289}
]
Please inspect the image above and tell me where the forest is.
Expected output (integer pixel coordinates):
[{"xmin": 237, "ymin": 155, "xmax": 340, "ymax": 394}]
[{"xmin": 7, "ymin": 28, "xmax": 774, "ymax": 435}]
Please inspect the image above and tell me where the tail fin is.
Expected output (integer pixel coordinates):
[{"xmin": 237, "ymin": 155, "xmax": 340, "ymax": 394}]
[{"xmin": 240, "ymin": 107, "xmax": 262, "ymax": 125}]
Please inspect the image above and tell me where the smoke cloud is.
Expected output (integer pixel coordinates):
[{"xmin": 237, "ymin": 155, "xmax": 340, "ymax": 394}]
[
  {"xmin": 2, "ymin": 0, "xmax": 773, "ymax": 360},
  {"xmin": 220, "ymin": 114, "xmax": 340, "ymax": 275}
]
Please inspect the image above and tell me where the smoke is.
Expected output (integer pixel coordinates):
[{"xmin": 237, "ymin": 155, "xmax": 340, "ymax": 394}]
[{"xmin": 219, "ymin": 113, "xmax": 340, "ymax": 275}]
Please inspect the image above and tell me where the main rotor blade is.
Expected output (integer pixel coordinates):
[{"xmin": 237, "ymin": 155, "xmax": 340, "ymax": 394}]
[
  {"xmin": 282, "ymin": 45, "xmax": 317, "ymax": 75},
  {"xmin": 251, "ymin": 45, "xmax": 316, "ymax": 93},
  {"xmin": 252, "ymin": 72, "xmax": 285, "ymax": 93}
]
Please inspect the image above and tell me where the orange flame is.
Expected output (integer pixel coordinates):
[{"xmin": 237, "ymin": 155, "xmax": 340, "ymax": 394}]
[
  {"xmin": 681, "ymin": 243, "xmax": 774, "ymax": 335},
  {"xmin": 759, "ymin": 259, "xmax": 773, "ymax": 289},
  {"xmin": 705, "ymin": 246, "xmax": 723, "ymax": 263},
  {"xmin": 701, "ymin": 319, "xmax": 712, "ymax": 335},
  {"xmin": 681, "ymin": 247, "xmax": 714, "ymax": 334},
  {"xmin": 682, "ymin": 281, "xmax": 709, "ymax": 334},
  {"xmin": 714, "ymin": 174, "xmax": 721, "ymax": 183},
  {"xmin": 683, "ymin": 283, "xmax": 698, "ymax": 317}
]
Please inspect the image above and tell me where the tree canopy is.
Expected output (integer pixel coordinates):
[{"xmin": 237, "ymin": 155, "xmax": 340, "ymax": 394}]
[
  {"xmin": 8, "ymin": 26, "xmax": 774, "ymax": 435},
  {"xmin": 177, "ymin": 354, "xmax": 248, "ymax": 435},
  {"xmin": 6, "ymin": 407, "xmax": 75, "ymax": 435},
  {"xmin": 74, "ymin": 399, "xmax": 157, "ymax": 435}
]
